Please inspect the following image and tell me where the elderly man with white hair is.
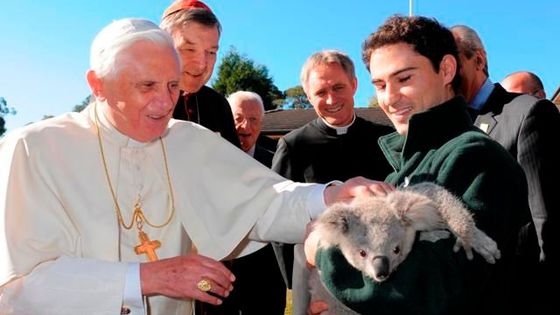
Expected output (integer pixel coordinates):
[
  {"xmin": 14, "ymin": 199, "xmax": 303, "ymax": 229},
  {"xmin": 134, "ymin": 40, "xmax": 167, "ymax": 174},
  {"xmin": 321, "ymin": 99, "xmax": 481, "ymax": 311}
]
[
  {"xmin": 197, "ymin": 90, "xmax": 287, "ymax": 315},
  {"xmin": 0, "ymin": 18, "xmax": 391, "ymax": 315},
  {"xmin": 228, "ymin": 91, "xmax": 266, "ymax": 154},
  {"xmin": 452, "ymin": 27, "xmax": 559, "ymax": 313}
]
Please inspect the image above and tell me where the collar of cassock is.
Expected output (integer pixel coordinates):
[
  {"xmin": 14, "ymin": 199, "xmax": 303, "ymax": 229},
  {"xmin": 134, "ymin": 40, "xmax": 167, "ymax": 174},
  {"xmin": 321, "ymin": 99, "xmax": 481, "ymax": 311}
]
[{"xmin": 320, "ymin": 113, "xmax": 356, "ymax": 135}]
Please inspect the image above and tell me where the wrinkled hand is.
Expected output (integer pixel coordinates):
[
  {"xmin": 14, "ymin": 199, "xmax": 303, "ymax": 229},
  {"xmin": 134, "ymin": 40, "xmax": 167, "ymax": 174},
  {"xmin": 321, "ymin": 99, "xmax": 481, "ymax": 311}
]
[
  {"xmin": 308, "ymin": 300, "xmax": 329, "ymax": 315},
  {"xmin": 140, "ymin": 254, "xmax": 235, "ymax": 305},
  {"xmin": 324, "ymin": 176, "xmax": 395, "ymax": 206}
]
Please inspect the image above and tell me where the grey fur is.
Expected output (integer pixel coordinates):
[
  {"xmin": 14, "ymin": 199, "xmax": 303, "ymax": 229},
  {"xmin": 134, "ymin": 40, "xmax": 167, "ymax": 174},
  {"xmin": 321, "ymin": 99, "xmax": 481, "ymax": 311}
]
[{"xmin": 309, "ymin": 182, "xmax": 501, "ymax": 315}]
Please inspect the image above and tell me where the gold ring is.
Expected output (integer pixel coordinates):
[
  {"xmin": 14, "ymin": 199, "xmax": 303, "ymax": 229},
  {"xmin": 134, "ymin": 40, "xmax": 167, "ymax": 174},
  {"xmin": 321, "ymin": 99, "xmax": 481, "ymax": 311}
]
[{"xmin": 197, "ymin": 279, "xmax": 212, "ymax": 292}]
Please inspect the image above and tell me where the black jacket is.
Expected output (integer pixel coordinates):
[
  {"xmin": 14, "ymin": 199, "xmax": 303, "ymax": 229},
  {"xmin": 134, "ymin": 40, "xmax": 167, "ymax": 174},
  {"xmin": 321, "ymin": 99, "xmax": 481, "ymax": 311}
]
[{"xmin": 173, "ymin": 86, "xmax": 241, "ymax": 148}]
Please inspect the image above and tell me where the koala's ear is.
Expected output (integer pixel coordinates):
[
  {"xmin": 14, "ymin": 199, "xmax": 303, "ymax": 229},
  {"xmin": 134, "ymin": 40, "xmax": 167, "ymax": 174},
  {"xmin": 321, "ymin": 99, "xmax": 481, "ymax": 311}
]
[{"xmin": 388, "ymin": 191, "xmax": 442, "ymax": 230}]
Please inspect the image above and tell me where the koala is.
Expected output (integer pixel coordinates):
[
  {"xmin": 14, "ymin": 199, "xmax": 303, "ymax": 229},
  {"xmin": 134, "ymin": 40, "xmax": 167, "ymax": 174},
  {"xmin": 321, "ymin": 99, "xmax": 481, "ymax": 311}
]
[{"xmin": 309, "ymin": 182, "xmax": 501, "ymax": 315}]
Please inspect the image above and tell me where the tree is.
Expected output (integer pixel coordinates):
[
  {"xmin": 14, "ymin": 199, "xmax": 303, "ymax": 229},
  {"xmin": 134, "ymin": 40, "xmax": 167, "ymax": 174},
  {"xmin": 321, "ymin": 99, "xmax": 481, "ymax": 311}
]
[
  {"xmin": 72, "ymin": 95, "xmax": 93, "ymax": 112},
  {"xmin": 0, "ymin": 117, "xmax": 5, "ymax": 137},
  {"xmin": 0, "ymin": 97, "xmax": 17, "ymax": 137},
  {"xmin": 212, "ymin": 47, "xmax": 283, "ymax": 110},
  {"xmin": 280, "ymin": 85, "xmax": 312, "ymax": 109}
]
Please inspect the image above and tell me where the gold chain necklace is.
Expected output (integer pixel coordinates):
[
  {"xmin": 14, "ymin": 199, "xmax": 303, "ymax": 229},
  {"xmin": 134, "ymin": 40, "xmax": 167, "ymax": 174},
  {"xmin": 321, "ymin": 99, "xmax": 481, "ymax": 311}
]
[{"xmin": 93, "ymin": 103, "xmax": 176, "ymax": 261}]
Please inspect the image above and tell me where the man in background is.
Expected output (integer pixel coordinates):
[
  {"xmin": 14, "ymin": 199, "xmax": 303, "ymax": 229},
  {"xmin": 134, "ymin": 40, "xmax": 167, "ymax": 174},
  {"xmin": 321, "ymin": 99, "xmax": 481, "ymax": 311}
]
[
  {"xmin": 501, "ymin": 70, "xmax": 546, "ymax": 98},
  {"xmin": 452, "ymin": 24, "xmax": 558, "ymax": 313},
  {"xmin": 197, "ymin": 91, "xmax": 285, "ymax": 315},
  {"xmin": 229, "ymin": 91, "xmax": 276, "ymax": 162},
  {"xmin": 161, "ymin": 0, "xmax": 240, "ymax": 147},
  {"xmin": 272, "ymin": 49, "xmax": 394, "ymax": 315}
]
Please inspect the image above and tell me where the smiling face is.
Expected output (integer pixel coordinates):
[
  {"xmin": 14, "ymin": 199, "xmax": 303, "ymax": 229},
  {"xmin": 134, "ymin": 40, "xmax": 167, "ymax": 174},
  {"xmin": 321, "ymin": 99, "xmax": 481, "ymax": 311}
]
[
  {"xmin": 230, "ymin": 97, "xmax": 264, "ymax": 152},
  {"xmin": 304, "ymin": 62, "xmax": 357, "ymax": 127},
  {"xmin": 369, "ymin": 43, "xmax": 456, "ymax": 135},
  {"xmin": 93, "ymin": 40, "xmax": 181, "ymax": 142},
  {"xmin": 171, "ymin": 21, "xmax": 219, "ymax": 93}
]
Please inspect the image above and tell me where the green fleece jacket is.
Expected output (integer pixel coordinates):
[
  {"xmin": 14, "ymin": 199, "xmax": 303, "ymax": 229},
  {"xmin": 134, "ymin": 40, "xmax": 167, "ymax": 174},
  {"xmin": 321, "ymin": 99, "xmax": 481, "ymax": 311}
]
[{"xmin": 316, "ymin": 97, "xmax": 538, "ymax": 315}]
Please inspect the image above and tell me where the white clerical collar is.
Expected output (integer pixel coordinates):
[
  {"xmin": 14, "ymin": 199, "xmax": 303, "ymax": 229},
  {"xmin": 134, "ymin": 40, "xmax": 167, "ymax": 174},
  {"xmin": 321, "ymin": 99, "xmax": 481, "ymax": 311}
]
[{"xmin": 321, "ymin": 114, "xmax": 356, "ymax": 135}]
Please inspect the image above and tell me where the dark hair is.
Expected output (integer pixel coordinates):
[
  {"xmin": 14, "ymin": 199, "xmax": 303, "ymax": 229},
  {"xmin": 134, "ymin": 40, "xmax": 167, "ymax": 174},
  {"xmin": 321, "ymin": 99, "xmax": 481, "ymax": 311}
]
[
  {"xmin": 362, "ymin": 15, "xmax": 461, "ymax": 93},
  {"xmin": 160, "ymin": 8, "xmax": 222, "ymax": 35}
]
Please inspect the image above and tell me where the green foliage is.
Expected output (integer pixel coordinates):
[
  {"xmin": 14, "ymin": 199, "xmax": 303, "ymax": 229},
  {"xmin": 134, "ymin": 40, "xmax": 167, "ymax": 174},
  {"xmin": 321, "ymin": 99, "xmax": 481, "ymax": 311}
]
[
  {"xmin": 72, "ymin": 95, "xmax": 93, "ymax": 112},
  {"xmin": 212, "ymin": 47, "xmax": 284, "ymax": 110},
  {"xmin": 0, "ymin": 97, "xmax": 16, "ymax": 116},
  {"xmin": 282, "ymin": 85, "xmax": 312, "ymax": 109},
  {"xmin": 0, "ymin": 116, "xmax": 5, "ymax": 137},
  {"xmin": 0, "ymin": 97, "xmax": 17, "ymax": 137}
]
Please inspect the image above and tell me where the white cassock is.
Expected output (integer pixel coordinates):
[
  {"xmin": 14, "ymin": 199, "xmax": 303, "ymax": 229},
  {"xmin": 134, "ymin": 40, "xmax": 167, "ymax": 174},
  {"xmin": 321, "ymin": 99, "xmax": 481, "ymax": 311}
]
[{"xmin": 0, "ymin": 103, "xmax": 320, "ymax": 314}]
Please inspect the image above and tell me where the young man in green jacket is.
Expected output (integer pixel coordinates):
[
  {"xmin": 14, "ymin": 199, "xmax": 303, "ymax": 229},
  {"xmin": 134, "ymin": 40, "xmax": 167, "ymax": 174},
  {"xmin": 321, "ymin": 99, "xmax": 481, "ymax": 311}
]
[{"xmin": 307, "ymin": 15, "xmax": 539, "ymax": 315}]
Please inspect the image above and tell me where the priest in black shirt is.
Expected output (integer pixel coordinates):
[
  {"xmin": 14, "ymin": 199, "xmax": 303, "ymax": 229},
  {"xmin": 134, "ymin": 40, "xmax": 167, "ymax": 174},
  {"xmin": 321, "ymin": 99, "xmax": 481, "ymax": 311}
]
[{"xmin": 272, "ymin": 49, "xmax": 394, "ymax": 315}]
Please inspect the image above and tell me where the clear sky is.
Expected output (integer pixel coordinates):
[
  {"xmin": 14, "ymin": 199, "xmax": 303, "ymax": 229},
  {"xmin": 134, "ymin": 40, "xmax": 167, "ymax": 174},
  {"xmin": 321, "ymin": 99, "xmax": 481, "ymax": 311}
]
[{"xmin": 1, "ymin": 0, "xmax": 558, "ymax": 132}]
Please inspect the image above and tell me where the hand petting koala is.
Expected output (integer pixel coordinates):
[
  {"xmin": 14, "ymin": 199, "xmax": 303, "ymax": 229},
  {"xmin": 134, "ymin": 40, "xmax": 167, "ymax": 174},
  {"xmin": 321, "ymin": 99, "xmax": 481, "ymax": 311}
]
[{"xmin": 308, "ymin": 181, "xmax": 501, "ymax": 315}]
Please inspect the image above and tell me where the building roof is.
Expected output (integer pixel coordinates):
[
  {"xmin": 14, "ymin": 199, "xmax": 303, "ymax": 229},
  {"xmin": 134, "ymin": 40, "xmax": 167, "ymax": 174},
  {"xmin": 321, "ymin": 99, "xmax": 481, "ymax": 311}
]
[
  {"xmin": 552, "ymin": 85, "xmax": 560, "ymax": 105},
  {"xmin": 261, "ymin": 107, "xmax": 392, "ymax": 136}
]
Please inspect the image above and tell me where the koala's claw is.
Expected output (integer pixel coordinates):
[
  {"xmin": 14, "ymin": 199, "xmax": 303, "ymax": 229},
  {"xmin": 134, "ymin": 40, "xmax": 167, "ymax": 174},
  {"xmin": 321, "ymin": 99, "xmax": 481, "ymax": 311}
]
[
  {"xmin": 472, "ymin": 230, "xmax": 501, "ymax": 263},
  {"xmin": 453, "ymin": 230, "xmax": 501, "ymax": 264},
  {"xmin": 453, "ymin": 238, "xmax": 474, "ymax": 260}
]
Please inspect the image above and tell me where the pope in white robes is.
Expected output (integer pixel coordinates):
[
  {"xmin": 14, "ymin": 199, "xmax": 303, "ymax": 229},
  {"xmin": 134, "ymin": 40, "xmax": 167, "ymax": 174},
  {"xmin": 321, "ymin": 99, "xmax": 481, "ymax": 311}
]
[{"xmin": 0, "ymin": 18, "xmax": 388, "ymax": 315}]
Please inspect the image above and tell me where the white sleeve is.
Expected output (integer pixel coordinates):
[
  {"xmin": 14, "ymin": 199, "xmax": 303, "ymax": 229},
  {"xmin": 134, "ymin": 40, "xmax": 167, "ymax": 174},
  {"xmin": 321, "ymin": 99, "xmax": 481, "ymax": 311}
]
[
  {"xmin": 123, "ymin": 263, "xmax": 145, "ymax": 314},
  {"xmin": 307, "ymin": 180, "xmax": 343, "ymax": 219},
  {"xmin": 0, "ymin": 256, "xmax": 129, "ymax": 315},
  {"xmin": 248, "ymin": 183, "xmax": 328, "ymax": 244}
]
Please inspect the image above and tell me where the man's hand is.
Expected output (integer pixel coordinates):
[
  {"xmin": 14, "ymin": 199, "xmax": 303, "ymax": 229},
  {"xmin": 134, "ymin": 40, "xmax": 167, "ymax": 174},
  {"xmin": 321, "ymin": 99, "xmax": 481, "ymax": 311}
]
[
  {"xmin": 324, "ymin": 176, "xmax": 395, "ymax": 206},
  {"xmin": 304, "ymin": 228, "xmax": 321, "ymax": 267},
  {"xmin": 140, "ymin": 254, "xmax": 235, "ymax": 305},
  {"xmin": 308, "ymin": 300, "xmax": 329, "ymax": 315}
]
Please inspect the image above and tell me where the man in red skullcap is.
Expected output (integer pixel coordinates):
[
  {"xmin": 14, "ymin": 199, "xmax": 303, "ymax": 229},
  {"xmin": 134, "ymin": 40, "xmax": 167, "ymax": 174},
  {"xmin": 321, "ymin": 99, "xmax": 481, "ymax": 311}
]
[
  {"xmin": 160, "ymin": 2, "xmax": 287, "ymax": 315},
  {"xmin": 163, "ymin": 0, "xmax": 212, "ymax": 16},
  {"xmin": 160, "ymin": 0, "xmax": 240, "ymax": 148}
]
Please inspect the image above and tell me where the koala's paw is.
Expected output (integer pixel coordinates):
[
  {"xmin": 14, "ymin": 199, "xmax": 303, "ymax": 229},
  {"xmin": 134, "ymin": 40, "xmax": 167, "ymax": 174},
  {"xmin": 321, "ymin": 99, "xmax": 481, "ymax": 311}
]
[
  {"xmin": 453, "ymin": 229, "xmax": 501, "ymax": 264},
  {"xmin": 419, "ymin": 230, "xmax": 451, "ymax": 242},
  {"xmin": 453, "ymin": 238, "xmax": 474, "ymax": 260}
]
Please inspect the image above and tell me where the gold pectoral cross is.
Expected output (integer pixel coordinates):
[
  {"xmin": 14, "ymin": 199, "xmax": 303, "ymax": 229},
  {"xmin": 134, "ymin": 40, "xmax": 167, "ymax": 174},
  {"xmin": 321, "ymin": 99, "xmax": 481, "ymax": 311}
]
[{"xmin": 134, "ymin": 231, "xmax": 161, "ymax": 261}]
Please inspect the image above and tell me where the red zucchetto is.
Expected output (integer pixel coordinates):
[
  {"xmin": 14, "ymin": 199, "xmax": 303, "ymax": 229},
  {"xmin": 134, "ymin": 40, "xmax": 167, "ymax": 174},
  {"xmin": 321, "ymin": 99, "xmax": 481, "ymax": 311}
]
[{"xmin": 162, "ymin": 0, "xmax": 212, "ymax": 19}]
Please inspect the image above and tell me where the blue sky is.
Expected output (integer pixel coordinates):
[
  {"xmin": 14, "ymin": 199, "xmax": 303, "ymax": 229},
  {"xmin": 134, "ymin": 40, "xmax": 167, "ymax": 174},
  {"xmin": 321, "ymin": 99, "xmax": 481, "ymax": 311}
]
[{"xmin": 1, "ymin": 0, "xmax": 558, "ymax": 132}]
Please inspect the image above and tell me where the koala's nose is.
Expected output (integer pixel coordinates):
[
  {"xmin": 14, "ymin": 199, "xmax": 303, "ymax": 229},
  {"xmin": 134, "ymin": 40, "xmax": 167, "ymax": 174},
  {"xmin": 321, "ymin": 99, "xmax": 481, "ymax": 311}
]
[{"xmin": 372, "ymin": 256, "xmax": 390, "ymax": 281}]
